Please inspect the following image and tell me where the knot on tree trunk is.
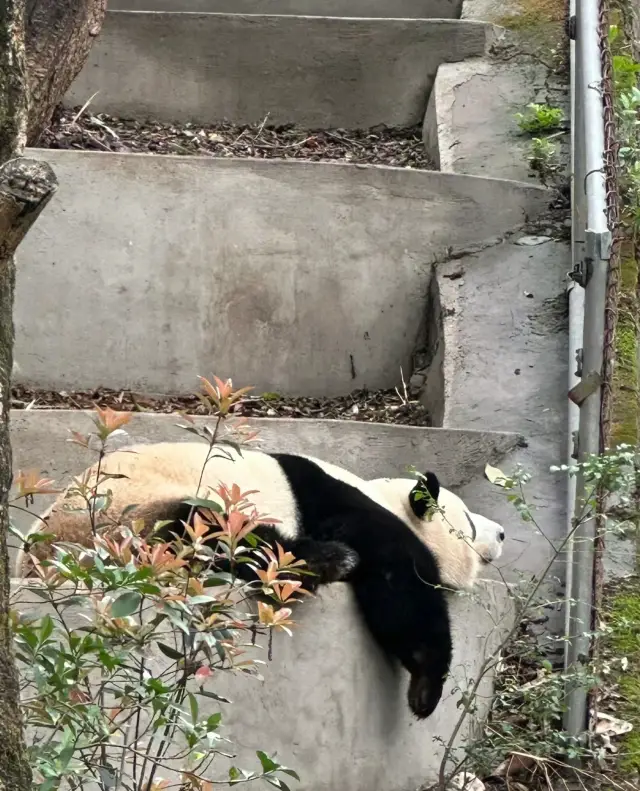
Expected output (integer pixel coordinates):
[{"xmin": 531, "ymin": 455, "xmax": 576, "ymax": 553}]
[{"xmin": 0, "ymin": 157, "xmax": 58, "ymax": 261}]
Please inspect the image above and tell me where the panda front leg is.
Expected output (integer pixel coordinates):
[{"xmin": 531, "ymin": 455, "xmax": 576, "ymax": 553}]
[{"xmin": 316, "ymin": 512, "xmax": 453, "ymax": 720}]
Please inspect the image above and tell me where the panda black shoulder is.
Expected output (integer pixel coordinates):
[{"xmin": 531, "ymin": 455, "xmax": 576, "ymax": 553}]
[{"xmin": 268, "ymin": 452, "xmax": 386, "ymax": 536}]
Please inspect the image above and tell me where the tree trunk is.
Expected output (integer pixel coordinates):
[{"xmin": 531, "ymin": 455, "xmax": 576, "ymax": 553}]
[
  {"xmin": 26, "ymin": 0, "xmax": 108, "ymax": 145},
  {"xmin": 0, "ymin": 3, "xmax": 58, "ymax": 790}
]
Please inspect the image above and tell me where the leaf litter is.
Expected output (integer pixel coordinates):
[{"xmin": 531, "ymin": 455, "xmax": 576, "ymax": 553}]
[
  {"xmin": 40, "ymin": 105, "xmax": 434, "ymax": 170},
  {"xmin": 11, "ymin": 385, "xmax": 432, "ymax": 427}
]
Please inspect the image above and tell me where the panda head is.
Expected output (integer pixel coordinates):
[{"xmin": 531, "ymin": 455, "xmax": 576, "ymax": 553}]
[{"xmin": 367, "ymin": 471, "xmax": 505, "ymax": 566}]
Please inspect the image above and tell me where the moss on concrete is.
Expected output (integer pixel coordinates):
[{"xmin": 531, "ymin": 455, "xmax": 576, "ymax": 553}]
[
  {"xmin": 495, "ymin": 0, "xmax": 565, "ymax": 30},
  {"xmin": 603, "ymin": 576, "xmax": 640, "ymax": 773},
  {"xmin": 611, "ymin": 246, "xmax": 639, "ymax": 447}
]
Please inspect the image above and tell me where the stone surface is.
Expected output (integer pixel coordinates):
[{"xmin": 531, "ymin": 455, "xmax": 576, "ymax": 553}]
[
  {"xmin": 110, "ymin": 0, "xmax": 464, "ymax": 16},
  {"xmin": 436, "ymin": 236, "xmax": 570, "ymax": 585},
  {"xmin": 14, "ymin": 150, "xmax": 550, "ymax": 396},
  {"xmin": 423, "ymin": 58, "xmax": 547, "ymax": 182},
  {"xmin": 64, "ymin": 12, "xmax": 493, "ymax": 127},
  {"xmin": 14, "ymin": 578, "xmax": 514, "ymax": 791}
]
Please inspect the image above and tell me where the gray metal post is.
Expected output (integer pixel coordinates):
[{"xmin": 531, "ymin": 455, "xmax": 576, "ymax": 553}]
[
  {"xmin": 565, "ymin": 0, "xmax": 583, "ymax": 669},
  {"xmin": 564, "ymin": 0, "xmax": 611, "ymax": 741}
]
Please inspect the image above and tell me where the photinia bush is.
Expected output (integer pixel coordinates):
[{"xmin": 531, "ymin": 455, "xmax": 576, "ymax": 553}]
[{"xmin": 11, "ymin": 377, "xmax": 306, "ymax": 791}]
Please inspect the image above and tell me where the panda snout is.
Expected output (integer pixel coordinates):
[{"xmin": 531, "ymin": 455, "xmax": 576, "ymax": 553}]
[{"xmin": 498, "ymin": 528, "xmax": 505, "ymax": 543}]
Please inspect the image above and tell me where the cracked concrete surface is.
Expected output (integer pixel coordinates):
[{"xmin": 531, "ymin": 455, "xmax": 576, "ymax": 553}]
[
  {"xmin": 438, "ymin": 236, "xmax": 569, "ymax": 585},
  {"xmin": 424, "ymin": 58, "xmax": 547, "ymax": 181}
]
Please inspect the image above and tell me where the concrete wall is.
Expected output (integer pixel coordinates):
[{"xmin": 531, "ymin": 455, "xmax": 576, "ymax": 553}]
[
  {"xmin": 108, "ymin": 0, "xmax": 463, "ymax": 17},
  {"xmin": 15, "ymin": 150, "xmax": 550, "ymax": 397},
  {"xmin": 14, "ymin": 577, "xmax": 513, "ymax": 791},
  {"xmin": 64, "ymin": 13, "xmax": 493, "ymax": 127}
]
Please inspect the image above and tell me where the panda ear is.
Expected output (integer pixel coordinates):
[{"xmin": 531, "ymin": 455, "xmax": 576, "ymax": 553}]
[{"xmin": 409, "ymin": 471, "xmax": 440, "ymax": 519}]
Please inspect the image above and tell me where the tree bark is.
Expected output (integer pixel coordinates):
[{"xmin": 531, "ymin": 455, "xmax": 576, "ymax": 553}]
[
  {"xmin": 26, "ymin": 0, "xmax": 108, "ymax": 145},
  {"xmin": 0, "ymin": 3, "xmax": 58, "ymax": 790}
]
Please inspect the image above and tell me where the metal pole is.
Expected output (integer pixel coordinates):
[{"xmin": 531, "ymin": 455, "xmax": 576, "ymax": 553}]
[
  {"xmin": 565, "ymin": 279, "xmax": 584, "ymax": 668},
  {"xmin": 564, "ymin": 0, "xmax": 610, "ymax": 741},
  {"xmin": 564, "ymin": 0, "xmax": 582, "ymax": 670}
]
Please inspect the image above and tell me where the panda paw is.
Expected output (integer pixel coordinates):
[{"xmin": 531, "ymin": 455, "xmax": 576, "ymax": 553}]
[
  {"xmin": 293, "ymin": 539, "xmax": 359, "ymax": 584},
  {"xmin": 316, "ymin": 541, "xmax": 360, "ymax": 582},
  {"xmin": 408, "ymin": 670, "xmax": 444, "ymax": 720}
]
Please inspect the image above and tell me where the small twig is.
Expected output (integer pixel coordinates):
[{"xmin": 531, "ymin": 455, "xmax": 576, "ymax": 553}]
[{"xmin": 70, "ymin": 91, "xmax": 100, "ymax": 126}]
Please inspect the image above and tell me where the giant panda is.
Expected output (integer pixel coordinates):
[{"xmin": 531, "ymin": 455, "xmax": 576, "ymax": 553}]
[{"xmin": 15, "ymin": 441, "xmax": 504, "ymax": 720}]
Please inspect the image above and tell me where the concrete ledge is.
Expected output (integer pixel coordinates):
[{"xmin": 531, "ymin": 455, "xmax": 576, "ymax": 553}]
[
  {"xmin": 423, "ymin": 59, "xmax": 547, "ymax": 181},
  {"xmin": 8, "ymin": 409, "xmax": 522, "ymax": 567},
  {"xmin": 13, "ymin": 577, "xmax": 514, "ymax": 790},
  {"xmin": 64, "ymin": 12, "xmax": 494, "ymax": 127},
  {"xmin": 10, "ymin": 408, "xmax": 523, "ymax": 488},
  {"xmin": 110, "ymin": 0, "xmax": 464, "ymax": 16},
  {"xmin": 15, "ymin": 150, "xmax": 550, "ymax": 396}
]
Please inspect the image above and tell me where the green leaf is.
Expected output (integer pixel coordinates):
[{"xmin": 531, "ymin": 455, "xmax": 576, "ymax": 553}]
[
  {"xmin": 229, "ymin": 767, "xmax": 241, "ymax": 782},
  {"xmin": 182, "ymin": 496, "xmax": 223, "ymax": 512},
  {"xmin": 199, "ymin": 689, "xmax": 231, "ymax": 704},
  {"xmin": 161, "ymin": 605, "xmax": 191, "ymax": 635},
  {"xmin": 188, "ymin": 691, "xmax": 199, "ymax": 724},
  {"xmin": 204, "ymin": 572, "xmax": 237, "ymax": 587},
  {"xmin": 188, "ymin": 594, "xmax": 217, "ymax": 605},
  {"xmin": 257, "ymin": 751, "xmax": 280, "ymax": 773},
  {"xmin": 38, "ymin": 615, "xmax": 55, "ymax": 643},
  {"xmin": 91, "ymin": 494, "xmax": 111, "ymax": 513},
  {"xmin": 156, "ymin": 642, "xmax": 184, "ymax": 661},
  {"xmin": 120, "ymin": 503, "xmax": 140, "ymax": 519},
  {"xmin": 217, "ymin": 439, "xmax": 245, "ymax": 457},
  {"xmin": 7, "ymin": 520, "xmax": 26, "ymax": 542},
  {"xmin": 265, "ymin": 778, "xmax": 291, "ymax": 791},
  {"xmin": 25, "ymin": 532, "xmax": 57, "ymax": 545},
  {"xmin": 110, "ymin": 591, "xmax": 142, "ymax": 618}
]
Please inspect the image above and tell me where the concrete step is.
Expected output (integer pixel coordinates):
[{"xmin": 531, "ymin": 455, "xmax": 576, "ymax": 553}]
[
  {"xmin": 63, "ymin": 12, "xmax": 495, "ymax": 128},
  {"xmin": 15, "ymin": 149, "xmax": 550, "ymax": 397},
  {"xmin": 109, "ymin": 0, "xmax": 464, "ymax": 17},
  {"xmin": 424, "ymin": 58, "xmax": 542, "ymax": 182},
  {"xmin": 430, "ymin": 235, "xmax": 570, "ymax": 580}
]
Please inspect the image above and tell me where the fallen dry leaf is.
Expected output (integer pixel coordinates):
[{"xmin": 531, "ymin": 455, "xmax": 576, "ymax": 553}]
[{"xmin": 485, "ymin": 463, "xmax": 509, "ymax": 487}]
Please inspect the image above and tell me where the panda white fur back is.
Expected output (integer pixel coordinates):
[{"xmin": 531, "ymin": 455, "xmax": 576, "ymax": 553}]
[
  {"xmin": 15, "ymin": 441, "xmax": 503, "ymax": 721},
  {"xmin": 368, "ymin": 476, "xmax": 505, "ymax": 591}
]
